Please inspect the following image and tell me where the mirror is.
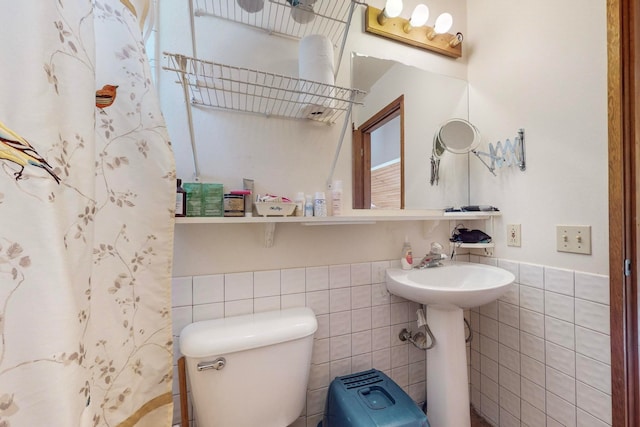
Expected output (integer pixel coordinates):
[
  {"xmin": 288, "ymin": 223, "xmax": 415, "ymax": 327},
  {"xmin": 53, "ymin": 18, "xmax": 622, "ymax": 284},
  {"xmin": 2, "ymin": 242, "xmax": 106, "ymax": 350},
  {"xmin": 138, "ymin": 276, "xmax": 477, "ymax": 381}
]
[
  {"xmin": 431, "ymin": 119, "xmax": 480, "ymax": 185},
  {"xmin": 351, "ymin": 53, "xmax": 470, "ymax": 210},
  {"xmin": 436, "ymin": 119, "xmax": 480, "ymax": 154}
]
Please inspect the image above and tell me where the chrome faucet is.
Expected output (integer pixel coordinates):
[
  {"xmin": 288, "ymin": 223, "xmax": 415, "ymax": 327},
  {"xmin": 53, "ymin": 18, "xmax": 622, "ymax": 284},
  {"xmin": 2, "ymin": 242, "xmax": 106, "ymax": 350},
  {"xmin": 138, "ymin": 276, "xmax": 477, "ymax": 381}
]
[
  {"xmin": 415, "ymin": 242, "xmax": 447, "ymax": 269},
  {"xmin": 416, "ymin": 253, "xmax": 447, "ymax": 268}
]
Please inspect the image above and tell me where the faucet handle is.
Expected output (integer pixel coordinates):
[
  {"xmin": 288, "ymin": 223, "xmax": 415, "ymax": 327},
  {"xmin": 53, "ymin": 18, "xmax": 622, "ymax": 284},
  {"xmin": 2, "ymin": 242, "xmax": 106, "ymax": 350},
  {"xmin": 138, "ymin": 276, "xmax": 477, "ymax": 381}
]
[{"xmin": 430, "ymin": 242, "xmax": 444, "ymax": 254}]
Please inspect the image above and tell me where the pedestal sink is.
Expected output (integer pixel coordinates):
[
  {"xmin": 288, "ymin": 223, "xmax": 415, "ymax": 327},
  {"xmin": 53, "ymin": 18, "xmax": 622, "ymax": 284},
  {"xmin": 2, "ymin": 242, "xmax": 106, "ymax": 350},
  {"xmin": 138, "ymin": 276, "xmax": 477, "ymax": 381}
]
[{"xmin": 386, "ymin": 261, "xmax": 515, "ymax": 427}]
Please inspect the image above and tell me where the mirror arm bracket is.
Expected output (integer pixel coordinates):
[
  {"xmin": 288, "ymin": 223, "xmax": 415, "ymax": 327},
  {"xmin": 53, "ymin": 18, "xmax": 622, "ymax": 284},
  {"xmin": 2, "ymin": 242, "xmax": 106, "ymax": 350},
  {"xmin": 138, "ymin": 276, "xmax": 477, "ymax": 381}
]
[
  {"xmin": 472, "ymin": 128, "xmax": 526, "ymax": 176},
  {"xmin": 517, "ymin": 128, "xmax": 526, "ymax": 171},
  {"xmin": 472, "ymin": 150, "xmax": 498, "ymax": 176}
]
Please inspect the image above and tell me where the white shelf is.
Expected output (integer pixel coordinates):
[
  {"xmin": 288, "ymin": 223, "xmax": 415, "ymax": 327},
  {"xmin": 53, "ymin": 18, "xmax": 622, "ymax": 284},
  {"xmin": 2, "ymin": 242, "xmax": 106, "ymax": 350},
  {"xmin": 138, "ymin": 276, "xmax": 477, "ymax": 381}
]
[
  {"xmin": 163, "ymin": 52, "xmax": 364, "ymax": 124},
  {"xmin": 453, "ymin": 242, "xmax": 495, "ymax": 249},
  {"xmin": 192, "ymin": 0, "xmax": 361, "ymax": 50},
  {"xmin": 175, "ymin": 211, "xmax": 498, "ymax": 224},
  {"xmin": 175, "ymin": 211, "xmax": 501, "ymax": 248},
  {"xmin": 447, "ymin": 214, "xmax": 499, "ymax": 256},
  {"xmin": 443, "ymin": 211, "xmax": 501, "ymax": 217}
]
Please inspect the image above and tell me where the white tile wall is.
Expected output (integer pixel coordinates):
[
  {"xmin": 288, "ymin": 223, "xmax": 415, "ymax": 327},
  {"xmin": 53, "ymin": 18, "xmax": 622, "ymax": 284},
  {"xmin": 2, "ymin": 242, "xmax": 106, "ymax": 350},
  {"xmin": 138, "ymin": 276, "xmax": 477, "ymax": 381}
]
[
  {"xmin": 254, "ymin": 270, "xmax": 280, "ymax": 297},
  {"xmin": 521, "ymin": 331, "xmax": 545, "ymax": 363},
  {"xmin": 545, "ymin": 291, "xmax": 575, "ymax": 323},
  {"xmin": 546, "ymin": 390, "xmax": 577, "ymax": 426},
  {"xmin": 522, "ymin": 349, "xmax": 546, "ymax": 383},
  {"xmin": 469, "ymin": 262, "xmax": 612, "ymax": 427},
  {"xmin": 172, "ymin": 259, "xmax": 612, "ymax": 427},
  {"xmin": 192, "ymin": 274, "xmax": 223, "ymax": 303},
  {"xmin": 306, "ymin": 266, "xmax": 329, "ymax": 292},
  {"xmin": 575, "ymin": 272, "xmax": 609, "ymax": 305},
  {"xmin": 329, "ymin": 264, "xmax": 350, "ymax": 289},
  {"xmin": 544, "ymin": 266, "xmax": 575, "ymax": 296},
  {"xmin": 545, "ymin": 315, "xmax": 575, "ymax": 350},
  {"xmin": 575, "ymin": 299, "xmax": 610, "ymax": 334},
  {"xmin": 577, "ymin": 381, "xmax": 612, "ymax": 424},
  {"xmin": 576, "ymin": 353, "xmax": 612, "ymax": 395},
  {"xmin": 546, "ymin": 366, "xmax": 576, "ymax": 404}
]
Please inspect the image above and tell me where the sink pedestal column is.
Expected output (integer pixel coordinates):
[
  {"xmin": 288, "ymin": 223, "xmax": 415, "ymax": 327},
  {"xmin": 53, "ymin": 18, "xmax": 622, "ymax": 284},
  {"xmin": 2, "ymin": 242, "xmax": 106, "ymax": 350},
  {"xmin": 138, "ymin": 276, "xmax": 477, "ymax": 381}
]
[{"xmin": 426, "ymin": 306, "xmax": 470, "ymax": 427}]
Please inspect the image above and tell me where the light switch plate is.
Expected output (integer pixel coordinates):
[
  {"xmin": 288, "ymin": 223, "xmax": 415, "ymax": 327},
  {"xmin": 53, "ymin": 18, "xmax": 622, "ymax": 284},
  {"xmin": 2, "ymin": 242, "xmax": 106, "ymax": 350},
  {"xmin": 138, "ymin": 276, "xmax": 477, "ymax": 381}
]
[{"xmin": 556, "ymin": 225, "xmax": 592, "ymax": 254}]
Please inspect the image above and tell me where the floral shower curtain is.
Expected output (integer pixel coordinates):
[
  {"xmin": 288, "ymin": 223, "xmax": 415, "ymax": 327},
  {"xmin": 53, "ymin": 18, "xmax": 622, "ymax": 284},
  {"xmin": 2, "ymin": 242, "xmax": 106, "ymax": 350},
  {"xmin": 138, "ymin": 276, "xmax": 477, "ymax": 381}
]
[{"xmin": 0, "ymin": 1, "xmax": 174, "ymax": 426}]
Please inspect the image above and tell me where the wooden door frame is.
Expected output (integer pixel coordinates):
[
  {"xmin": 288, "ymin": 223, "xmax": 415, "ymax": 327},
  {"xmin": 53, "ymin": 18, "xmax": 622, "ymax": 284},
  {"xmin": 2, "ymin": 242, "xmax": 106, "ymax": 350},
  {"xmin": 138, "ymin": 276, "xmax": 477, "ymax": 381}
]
[
  {"xmin": 352, "ymin": 95, "xmax": 405, "ymax": 209},
  {"xmin": 608, "ymin": 0, "xmax": 640, "ymax": 425}
]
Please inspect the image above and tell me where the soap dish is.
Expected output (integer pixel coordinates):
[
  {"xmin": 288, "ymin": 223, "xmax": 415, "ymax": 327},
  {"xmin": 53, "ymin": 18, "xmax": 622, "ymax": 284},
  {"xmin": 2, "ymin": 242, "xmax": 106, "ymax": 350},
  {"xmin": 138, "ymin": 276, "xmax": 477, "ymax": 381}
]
[{"xmin": 254, "ymin": 202, "xmax": 297, "ymax": 217}]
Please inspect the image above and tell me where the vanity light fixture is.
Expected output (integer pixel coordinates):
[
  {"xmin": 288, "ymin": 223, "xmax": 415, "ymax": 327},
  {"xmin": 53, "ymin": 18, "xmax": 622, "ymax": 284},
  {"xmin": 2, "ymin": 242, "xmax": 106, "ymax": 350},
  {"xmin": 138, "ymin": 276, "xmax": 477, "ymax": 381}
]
[
  {"xmin": 365, "ymin": 5, "xmax": 462, "ymax": 58},
  {"xmin": 377, "ymin": 0, "xmax": 403, "ymax": 25}
]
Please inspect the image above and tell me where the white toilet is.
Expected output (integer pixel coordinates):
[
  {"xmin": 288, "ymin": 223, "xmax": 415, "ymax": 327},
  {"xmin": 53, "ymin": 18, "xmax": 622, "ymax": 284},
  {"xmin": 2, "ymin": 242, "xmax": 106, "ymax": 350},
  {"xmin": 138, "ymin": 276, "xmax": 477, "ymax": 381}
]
[{"xmin": 180, "ymin": 307, "xmax": 318, "ymax": 427}]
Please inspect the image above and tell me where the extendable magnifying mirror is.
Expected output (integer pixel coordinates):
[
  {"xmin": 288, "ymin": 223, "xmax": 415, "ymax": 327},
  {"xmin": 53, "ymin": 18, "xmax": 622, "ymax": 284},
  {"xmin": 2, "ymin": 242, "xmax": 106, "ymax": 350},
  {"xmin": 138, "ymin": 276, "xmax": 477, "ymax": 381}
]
[
  {"xmin": 437, "ymin": 118, "xmax": 480, "ymax": 153},
  {"xmin": 430, "ymin": 118, "xmax": 480, "ymax": 185}
]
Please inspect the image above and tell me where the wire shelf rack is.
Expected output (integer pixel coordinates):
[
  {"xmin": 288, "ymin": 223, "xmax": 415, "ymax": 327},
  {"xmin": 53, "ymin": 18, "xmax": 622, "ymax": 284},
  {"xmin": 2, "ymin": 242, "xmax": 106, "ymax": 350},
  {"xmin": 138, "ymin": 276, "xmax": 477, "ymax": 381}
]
[
  {"xmin": 163, "ymin": 52, "xmax": 365, "ymax": 124},
  {"xmin": 192, "ymin": 0, "xmax": 363, "ymax": 47}
]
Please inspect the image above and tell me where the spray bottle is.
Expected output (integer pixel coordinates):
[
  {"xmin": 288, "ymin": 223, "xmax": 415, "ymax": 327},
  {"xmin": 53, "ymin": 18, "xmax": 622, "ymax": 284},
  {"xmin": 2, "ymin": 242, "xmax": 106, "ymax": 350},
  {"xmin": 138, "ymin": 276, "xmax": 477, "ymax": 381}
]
[{"xmin": 401, "ymin": 236, "xmax": 413, "ymax": 270}]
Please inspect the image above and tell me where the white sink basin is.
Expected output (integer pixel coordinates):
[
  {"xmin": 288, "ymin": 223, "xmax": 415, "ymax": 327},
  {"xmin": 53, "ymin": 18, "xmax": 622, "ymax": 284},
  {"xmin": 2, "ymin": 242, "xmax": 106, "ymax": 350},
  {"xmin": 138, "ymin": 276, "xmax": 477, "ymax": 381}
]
[{"xmin": 386, "ymin": 262, "xmax": 515, "ymax": 308}]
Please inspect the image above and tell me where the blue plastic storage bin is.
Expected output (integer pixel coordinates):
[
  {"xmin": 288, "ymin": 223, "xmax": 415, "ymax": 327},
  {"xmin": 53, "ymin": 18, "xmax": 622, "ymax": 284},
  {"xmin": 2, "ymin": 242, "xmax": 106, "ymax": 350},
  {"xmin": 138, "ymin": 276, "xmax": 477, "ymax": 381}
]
[{"xmin": 319, "ymin": 369, "xmax": 430, "ymax": 427}]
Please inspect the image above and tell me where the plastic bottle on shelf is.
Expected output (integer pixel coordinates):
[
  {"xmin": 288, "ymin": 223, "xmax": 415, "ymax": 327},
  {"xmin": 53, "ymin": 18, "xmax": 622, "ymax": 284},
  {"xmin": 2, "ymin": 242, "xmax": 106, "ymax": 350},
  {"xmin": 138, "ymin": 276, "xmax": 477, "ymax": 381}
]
[
  {"xmin": 331, "ymin": 180, "xmax": 342, "ymax": 216},
  {"xmin": 304, "ymin": 195, "xmax": 314, "ymax": 217},
  {"xmin": 294, "ymin": 192, "xmax": 305, "ymax": 217},
  {"xmin": 314, "ymin": 191, "xmax": 327, "ymax": 217},
  {"xmin": 401, "ymin": 236, "xmax": 413, "ymax": 270}
]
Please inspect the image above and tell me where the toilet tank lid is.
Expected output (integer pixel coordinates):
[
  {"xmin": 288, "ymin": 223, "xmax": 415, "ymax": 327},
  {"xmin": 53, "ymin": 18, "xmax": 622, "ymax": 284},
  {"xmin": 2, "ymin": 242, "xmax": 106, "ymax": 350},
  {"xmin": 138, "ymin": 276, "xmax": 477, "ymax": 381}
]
[{"xmin": 179, "ymin": 307, "xmax": 318, "ymax": 358}]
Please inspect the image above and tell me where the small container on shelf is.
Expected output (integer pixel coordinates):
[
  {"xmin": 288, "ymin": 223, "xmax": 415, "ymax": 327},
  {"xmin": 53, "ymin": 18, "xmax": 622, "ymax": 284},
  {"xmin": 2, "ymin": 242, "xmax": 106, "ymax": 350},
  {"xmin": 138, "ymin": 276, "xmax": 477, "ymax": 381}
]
[
  {"xmin": 254, "ymin": 202, "xmax": 297, "ymax": 217},
  {"xmin": 224, "ymin": 194, "xmax": 245, "ymax": 217},
  {"xmin": 183, "ymin": 182, "xmax": 224, "ymax": 217}
]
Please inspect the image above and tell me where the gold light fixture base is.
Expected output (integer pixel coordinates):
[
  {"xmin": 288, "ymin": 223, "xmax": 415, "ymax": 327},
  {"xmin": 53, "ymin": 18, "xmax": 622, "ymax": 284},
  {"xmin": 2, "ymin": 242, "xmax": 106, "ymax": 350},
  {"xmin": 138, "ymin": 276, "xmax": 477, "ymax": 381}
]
[{"xmin": 364, "ymin": 6, "xmax": 462, "ymax": 59}]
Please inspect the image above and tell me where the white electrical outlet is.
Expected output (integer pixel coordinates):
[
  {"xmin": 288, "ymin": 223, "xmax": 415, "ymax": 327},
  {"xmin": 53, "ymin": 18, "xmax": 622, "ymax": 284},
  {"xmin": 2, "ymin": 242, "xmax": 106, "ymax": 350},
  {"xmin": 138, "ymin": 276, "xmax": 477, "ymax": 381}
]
[
  {"xmin": 556, "ymin": 225, "xmax": 592, "ymax": 254},
  {"xmin": 507, "ymin": 224, "xmax": 521, "ymax": 247}
]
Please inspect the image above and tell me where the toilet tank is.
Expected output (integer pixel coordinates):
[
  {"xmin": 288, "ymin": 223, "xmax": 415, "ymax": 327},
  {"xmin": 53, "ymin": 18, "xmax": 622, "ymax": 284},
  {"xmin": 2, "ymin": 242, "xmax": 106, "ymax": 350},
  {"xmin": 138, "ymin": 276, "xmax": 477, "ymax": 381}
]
[{"xmin": 180, "ymin": 307, "xmax": 318, "ymax": 427}]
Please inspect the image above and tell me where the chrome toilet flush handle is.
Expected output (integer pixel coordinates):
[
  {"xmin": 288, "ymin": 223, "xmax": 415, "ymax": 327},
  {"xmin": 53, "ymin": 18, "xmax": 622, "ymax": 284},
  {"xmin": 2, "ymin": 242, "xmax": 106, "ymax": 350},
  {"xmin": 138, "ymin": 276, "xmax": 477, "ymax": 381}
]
[{"xmin": 197, "ymin": 357, "xmax": 226, "ymax": 371}]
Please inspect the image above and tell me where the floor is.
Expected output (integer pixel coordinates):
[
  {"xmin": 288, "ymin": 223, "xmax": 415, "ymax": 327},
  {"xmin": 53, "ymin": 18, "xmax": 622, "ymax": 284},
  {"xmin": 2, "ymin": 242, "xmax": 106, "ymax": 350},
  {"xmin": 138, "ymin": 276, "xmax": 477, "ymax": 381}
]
[{"xmin": 470, "ymin": 407, "xmax": 493, "ymax": 427}]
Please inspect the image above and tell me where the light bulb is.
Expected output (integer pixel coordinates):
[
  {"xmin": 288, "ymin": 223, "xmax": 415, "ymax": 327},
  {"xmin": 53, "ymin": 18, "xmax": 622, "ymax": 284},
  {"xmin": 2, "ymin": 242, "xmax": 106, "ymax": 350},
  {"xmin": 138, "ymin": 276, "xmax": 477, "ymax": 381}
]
[
  {"xmin": 409, "ymin": 4, "xmax": 429, "ymax": 27},
  {"xmin": 237, "ymin": 0, "xmax": 264, "ymax": 13},
  {"xmin": 378, "ymin": 0, "xmax": 403, "ymax": 25},
  {"xmin": 427, "ymin": 12, "xmax": 453, "ymax": 40},
  {"xmin": 434, "ymin": 12, "xmax": 453, "ymax": 34},
  {"xmin": 384, "ymin": 0, "xmax": 403, "ymax": 18},
  {"xmin": 403, "ymin": 3, "xmax": 428, "ymax": 32},
  {"xmin": 291, "ymin": 0, "xmax": 316, "ymax": 24}
]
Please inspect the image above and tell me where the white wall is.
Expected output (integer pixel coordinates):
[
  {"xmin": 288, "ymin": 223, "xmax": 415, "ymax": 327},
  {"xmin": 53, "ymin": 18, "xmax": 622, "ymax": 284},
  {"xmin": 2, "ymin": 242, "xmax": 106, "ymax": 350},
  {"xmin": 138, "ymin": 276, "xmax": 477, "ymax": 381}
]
[{"xmin": 467, "ymin": 0, "xmax": 609, "ymax": 274}]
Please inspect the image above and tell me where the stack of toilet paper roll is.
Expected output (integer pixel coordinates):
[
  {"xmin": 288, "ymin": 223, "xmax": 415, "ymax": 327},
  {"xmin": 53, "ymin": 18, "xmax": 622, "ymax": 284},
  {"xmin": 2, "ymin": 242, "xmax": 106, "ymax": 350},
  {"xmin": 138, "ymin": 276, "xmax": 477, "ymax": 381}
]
[{"xmin": 298, "ymin": 34, "xmax": 335, "ymax": 119}]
